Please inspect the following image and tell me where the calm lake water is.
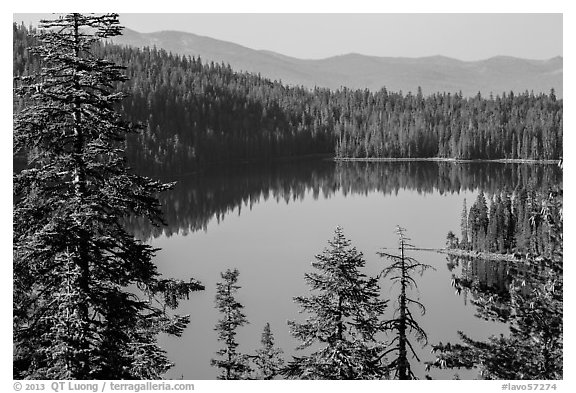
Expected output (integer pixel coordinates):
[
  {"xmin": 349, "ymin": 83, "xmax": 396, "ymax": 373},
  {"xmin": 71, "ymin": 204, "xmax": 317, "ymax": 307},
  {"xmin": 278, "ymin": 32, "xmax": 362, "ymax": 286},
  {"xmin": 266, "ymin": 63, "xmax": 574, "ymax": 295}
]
[{"xmin": 132, "ymin": 160, "xmax": 561, "ymax": 380}]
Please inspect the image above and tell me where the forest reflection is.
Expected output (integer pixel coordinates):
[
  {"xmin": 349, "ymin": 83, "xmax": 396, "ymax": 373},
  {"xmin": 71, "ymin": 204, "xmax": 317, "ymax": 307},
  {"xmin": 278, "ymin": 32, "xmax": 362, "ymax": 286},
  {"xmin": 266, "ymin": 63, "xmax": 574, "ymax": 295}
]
[
  {"xmin": 447, "ymin": 254, "xmax": 557, "ymax": 324},
  {"xmin": 126, "ymin": 160, "xmax": 562, "ymax": 241}
]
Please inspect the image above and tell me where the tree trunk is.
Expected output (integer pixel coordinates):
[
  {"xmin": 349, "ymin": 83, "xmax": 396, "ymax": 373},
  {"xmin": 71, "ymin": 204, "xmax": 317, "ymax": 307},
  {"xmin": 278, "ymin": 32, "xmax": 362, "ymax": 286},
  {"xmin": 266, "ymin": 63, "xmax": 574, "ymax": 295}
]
[
  {"xmin": 71, "ymin": 14, "xmax": 91, "ymax": 378},
  {"xmin": 398, "ymin": 237, "xmax": 408, "ymax": 380}
]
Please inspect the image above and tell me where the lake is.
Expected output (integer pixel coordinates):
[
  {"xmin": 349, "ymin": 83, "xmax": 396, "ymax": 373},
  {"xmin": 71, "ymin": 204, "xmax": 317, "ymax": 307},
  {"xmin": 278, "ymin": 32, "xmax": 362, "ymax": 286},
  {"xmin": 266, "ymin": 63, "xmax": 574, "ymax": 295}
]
[{"xmin": 130, "ymin": 159, "xmax": 561, "ymax": 380}]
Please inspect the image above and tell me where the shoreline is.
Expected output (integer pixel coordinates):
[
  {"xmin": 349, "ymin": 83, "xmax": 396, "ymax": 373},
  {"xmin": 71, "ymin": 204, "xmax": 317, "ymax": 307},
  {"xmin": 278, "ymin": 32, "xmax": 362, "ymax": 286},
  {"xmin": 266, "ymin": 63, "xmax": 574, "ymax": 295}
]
[
  {"xmin": 403, "ymin": 247, "xmax": 525, "ymax": 263},
  {"xmin": 334, "ymin": 157, "xmax": 561, "ymax": 164}
]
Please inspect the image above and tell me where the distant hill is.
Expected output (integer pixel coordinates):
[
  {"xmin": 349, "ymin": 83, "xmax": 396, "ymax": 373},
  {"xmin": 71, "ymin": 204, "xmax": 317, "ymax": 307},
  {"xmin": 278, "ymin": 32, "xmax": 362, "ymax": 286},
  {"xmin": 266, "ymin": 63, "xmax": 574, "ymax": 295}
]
[{"xmin": 111, "ymin": 29, "xmax": 562, "ymax": 98}]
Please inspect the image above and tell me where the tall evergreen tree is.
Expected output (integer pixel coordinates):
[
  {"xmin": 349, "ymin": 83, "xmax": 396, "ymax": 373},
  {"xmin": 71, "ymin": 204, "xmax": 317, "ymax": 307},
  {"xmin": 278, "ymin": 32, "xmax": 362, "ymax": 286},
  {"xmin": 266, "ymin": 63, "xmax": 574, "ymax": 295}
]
[
  {"xmin": 486, "ymin": 195, "xmax": 499, "ymax": 252},
  {"xmin": 211, "ymin": 269, "xmax": 251, "ymax": 379},
  {"xmin": 460, "ymin": 199, "xmax": 469, "ymax": 249},
  {"xmin": 502, "ymin": 191, "xmax": 515, "ymax": 251},
  {"xmin": 468, "ymin": 191, "xmax": 489, "ymax": 250},
  {"xmin": 13, "ymin": 13, "xmax": 204, "ymax": 379},
  {"xmin": 285, "ymin": 227, "xmax": 388, "ymax": 379},
  {"xmin": 252, "ymin": 322, "xmax": 285, "ymax": 380},
  {"xmin": 378, "ymin": 226, "xmax": 433, "ymax": 380}
]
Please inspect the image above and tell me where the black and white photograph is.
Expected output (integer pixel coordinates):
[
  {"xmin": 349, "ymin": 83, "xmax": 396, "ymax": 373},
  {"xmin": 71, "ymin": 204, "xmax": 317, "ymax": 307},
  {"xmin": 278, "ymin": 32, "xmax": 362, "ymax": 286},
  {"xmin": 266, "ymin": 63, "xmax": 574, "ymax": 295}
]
[{"xmin": 11, "ymin": 3, "xmax": 565, "ymax": 387}]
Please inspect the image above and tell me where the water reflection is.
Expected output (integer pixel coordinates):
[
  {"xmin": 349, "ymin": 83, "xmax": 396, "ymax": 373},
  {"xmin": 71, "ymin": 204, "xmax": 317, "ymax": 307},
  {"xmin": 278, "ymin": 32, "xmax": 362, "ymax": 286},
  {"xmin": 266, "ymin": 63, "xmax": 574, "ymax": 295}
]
[
  {"xmin": 432, "ymin": 250, "xmax": 562, "ymax": 379},
  {"xmin": 126, "ymin": 160, "xmax": 562, "ymax": 241},
  {"xmin": 140, "ymin": 160, "xmax": 561, "ymax": 380},
  {"xmin": 448, "ymin": 255, "xmax": 556, "ymax": 324}
]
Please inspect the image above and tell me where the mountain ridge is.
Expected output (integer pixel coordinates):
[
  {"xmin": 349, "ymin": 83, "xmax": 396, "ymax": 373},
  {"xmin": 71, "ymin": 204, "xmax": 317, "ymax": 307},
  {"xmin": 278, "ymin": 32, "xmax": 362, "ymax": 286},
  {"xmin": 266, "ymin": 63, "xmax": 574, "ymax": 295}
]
[{"xmin": 111, "ymin": 28, "xmax": 563, "ymax": 97}]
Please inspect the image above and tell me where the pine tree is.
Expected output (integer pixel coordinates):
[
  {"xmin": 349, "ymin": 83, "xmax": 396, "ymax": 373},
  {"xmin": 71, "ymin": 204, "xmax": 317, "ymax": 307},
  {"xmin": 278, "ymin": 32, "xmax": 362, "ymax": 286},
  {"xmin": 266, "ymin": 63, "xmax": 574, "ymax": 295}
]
[
  {"xmin": 468, "ymin": 192, "xmax": 489, "ymax": 250},
  {"xmin": 493, "ymin": 194, "xmax": 506, "ymax": 252},
  {"xmin": 252, "ymin": 323, "xmax": 284, "ymax": 380},
  {"xmin": 285, "ymin": 227, "xmax": 388, "ymax": 379},
  {"xmin": 502, "ymin": 191, "xmax": 515, "ymax": 252},
  {"xmin": 486, "ymin": 195, "xmax": 499, "ymax": 252},
  {"xmin": 460, "ymin": 199, "xmax": 469, "ymax": 249},
  {"xmin": 211, "ymin": 269, "xmax": 251, "ymax": 379},
  {"xmin": 446, "ymin": 231, "xmax": 459, "ymax": 249},
  {"xmin": 13, "ymin": 13, "xmax": 204, "ymax": 379},
  {"xmin": 378, "ymin": 226, "xmax": 433, "ymax": 380}
]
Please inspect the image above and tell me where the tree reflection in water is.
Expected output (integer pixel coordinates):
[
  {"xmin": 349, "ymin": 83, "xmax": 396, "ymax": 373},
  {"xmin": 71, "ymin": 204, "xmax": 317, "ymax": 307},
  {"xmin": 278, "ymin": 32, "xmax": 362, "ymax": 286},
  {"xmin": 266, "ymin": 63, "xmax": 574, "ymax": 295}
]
[{"xmin": 125, "ymin": 160, "xmax": 562, "ymax": 242}]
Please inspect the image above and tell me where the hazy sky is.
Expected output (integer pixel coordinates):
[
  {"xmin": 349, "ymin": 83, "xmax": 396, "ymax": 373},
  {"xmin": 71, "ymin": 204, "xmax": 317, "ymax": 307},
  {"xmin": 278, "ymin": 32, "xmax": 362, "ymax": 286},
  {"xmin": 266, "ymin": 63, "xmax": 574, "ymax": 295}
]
[{"xmin": 13, "ymin": 13, "xmax": 562, "ymax": 61}]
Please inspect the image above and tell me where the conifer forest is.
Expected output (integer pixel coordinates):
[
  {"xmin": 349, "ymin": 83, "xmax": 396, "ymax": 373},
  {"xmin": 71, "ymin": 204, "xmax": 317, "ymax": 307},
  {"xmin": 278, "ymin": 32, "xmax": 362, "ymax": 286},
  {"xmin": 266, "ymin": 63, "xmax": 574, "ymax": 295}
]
[{"xmin": 13, "ymin": 14, "xmax": 562, "ymax": 382}]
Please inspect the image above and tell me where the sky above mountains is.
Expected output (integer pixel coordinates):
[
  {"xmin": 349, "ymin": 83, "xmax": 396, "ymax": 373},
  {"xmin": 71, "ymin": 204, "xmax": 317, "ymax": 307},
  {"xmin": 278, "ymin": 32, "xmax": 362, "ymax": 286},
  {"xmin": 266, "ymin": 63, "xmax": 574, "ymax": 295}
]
[{"xmin": 14, "ymin": 13, "xmax": 562, "ymax": 61}]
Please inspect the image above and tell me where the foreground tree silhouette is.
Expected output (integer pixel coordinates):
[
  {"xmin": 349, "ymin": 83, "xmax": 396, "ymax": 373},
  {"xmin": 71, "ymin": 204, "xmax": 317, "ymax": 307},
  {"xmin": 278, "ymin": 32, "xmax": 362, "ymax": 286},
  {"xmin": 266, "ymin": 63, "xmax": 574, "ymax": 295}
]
[
  {"xmin": 13, "ymin": 13, "xmax": 203, "ymax": 379},
  {"xmin": 211, "ymin": 269, "xmax": 251, "ymax": 379},
  {"xmin": 285, "ymin": 227, "xmax": 388, "ymax": 379},
  {"xmin": 378, "ymin": 226, "xmax": 433, "ymax": 379}
]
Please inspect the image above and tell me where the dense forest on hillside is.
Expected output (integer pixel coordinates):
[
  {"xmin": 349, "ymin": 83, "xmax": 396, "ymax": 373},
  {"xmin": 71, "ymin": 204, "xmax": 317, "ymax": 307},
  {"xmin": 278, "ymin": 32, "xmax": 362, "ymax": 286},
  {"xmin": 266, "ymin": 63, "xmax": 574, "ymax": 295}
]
[{"xmin": 14, "ymin": 23, "xmax": 563, "ymax": 173}]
